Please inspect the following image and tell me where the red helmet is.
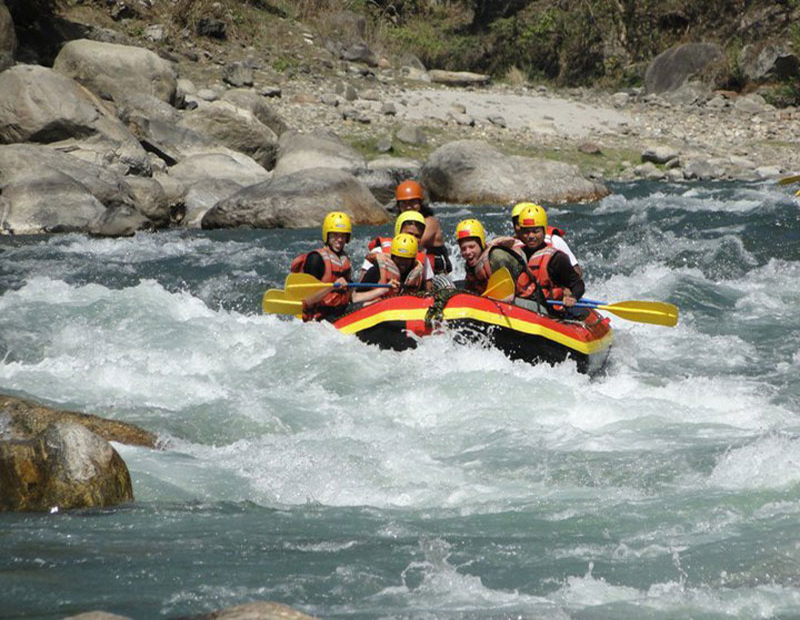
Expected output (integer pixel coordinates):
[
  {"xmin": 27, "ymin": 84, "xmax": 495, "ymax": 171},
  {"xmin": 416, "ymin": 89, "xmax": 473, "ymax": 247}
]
[{"xmin": 395, "ymin": 180, "xmax": 424, "ymax": 202}]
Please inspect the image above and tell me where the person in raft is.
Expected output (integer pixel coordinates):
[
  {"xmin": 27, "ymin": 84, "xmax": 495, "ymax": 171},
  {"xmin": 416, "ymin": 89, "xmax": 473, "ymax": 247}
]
[
  {"xmin": 454, "ymin": 218, "xmax": 529, "ymax": 302},
  {"xmin": 289, "ymin": 211, "xmax": 352, "ymax": 322},
  {"xmin": 513, "ymin": 203, "xmax": 586, "ymax": 316},
  {"xmin": 395, "ymin": 180, "xmax": 452, "ymax": 275},
  {"xmin": 352, "ymin": 233, "xmax": 427, "ymax": 305},
  {"xmin": 360, "ymin": 211, "xmax": 433, "ymax": 290},
  {"xmin": 511, "ymin": 201, "xmax": 582, "ymax": 277}
]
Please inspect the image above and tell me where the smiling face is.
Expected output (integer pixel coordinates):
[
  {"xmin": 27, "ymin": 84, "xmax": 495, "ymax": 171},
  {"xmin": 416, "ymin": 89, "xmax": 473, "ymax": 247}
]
[
  {"xmin": 326, "ymin": 232, "xmax": 349, "ymax": 254},
  {"xmin": 458, "ymin": 238, "xmax": 483, "ymax": 268},
  {"xmin": 519, "ymin": 226, "xmax": 545, "ymax": 249}
]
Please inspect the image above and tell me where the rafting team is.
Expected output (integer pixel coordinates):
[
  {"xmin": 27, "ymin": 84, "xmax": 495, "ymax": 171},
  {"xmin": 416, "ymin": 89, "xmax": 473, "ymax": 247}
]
[{"xmin": 290, "ymin": 180, "xmax": 585, "ymax": 322}]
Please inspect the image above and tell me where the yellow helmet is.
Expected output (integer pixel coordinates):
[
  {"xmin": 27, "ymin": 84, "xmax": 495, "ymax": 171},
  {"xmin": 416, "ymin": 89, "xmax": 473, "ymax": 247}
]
[
  {"xmin": 512, "ymin": 201, "xmax": 541, "ymax": 222},
  {"xmin": 517, "ymin": 203, "xmax": 548, "ymax": 229},
  {"xmin": 455, "ymin": 219, "xmax": 486, "ymax": 249},
  {"xmin": 394, "ymin": 210, "xmax": 426, "ymax": 237},
  {"xmin": 391, "ymin": 233, "xmax": 418, "ymax": 259},
  {"xmin": 321, "ymin": 211, "xmax": 352, "ymax": 243}
]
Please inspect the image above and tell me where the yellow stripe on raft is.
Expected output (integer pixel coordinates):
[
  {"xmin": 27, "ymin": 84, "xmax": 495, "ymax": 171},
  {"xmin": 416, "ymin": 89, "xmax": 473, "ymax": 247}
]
[
  {"xmin": 337, "ymin": 308, "xmax": 430, "ymax": 335},
  {"xmin": 337, "ymin": 305, "xmax": 613, "ymax": 356},
  {"xmin": 440, "ymin": 306, "xmax": 613, "ymax": 356}
]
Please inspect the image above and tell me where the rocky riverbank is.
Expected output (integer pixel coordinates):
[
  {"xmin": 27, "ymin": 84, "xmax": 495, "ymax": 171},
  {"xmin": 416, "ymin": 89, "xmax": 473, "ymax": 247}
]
[{"xmin": 1, "ymin": 2, "xmax": 798, "ymax": 237}]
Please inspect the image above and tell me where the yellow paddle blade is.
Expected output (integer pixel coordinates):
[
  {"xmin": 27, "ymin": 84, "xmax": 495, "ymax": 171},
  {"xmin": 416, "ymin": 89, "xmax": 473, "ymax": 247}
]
[
  {"xmin": 778, "ymin": 174, "xmax": 800, "ymax": 185},
  {"xmin": 284, "ymin": 272, "xmax": 333, "ymax": 300},
  {"xmin": 482, "ymin": 267, "xmax": 515, "ymax": 300},
  {"xmin": 262, "ymin": 289, "xmax": 303, "ymax": 316},
  {"xmin": 596, "ymin": 300, "xmax": 679, "ymax": 327}
]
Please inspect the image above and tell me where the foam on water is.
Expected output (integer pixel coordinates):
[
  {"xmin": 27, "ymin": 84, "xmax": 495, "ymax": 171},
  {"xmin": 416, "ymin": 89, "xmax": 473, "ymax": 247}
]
[{"xmin": 2, "ymin": 180, "xmax": 800, "ymax": 618}]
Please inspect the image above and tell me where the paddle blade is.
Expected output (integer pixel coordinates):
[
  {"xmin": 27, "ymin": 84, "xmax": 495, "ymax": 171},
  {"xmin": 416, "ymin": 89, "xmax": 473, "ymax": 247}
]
[
  {"xmin": 262, "ymin": 289, "xmax": 303, "ymax": 316},
  {"xmin": 778, "ymin": 174, "xmax": 800, "ymax": 186},
  {"xmin": 482, "ymin": 267, "xmax": 515, "ymax": 300},
  {"xmin": 284, "ymin": 272, "xmax": 333, "ymax": 300},
  {"xmin": 598, "ymin": 300, "xmax": 679, "ymax": 327}
]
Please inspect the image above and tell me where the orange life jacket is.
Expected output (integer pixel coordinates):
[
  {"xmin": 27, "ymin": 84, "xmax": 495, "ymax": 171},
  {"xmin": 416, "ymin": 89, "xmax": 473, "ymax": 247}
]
[
  {"xmin": 464, "ymin": 237, "xmax": 528, "ymax": 296},
  {"xmin": 519, "ymin": 245, "xmax": 565, "ymax": 302},
  {"xmin": 367, "ymin": 252, "xmax": 425, "ymax": 293},
  {"xmin": 290, "ymin": 247, "xmax": 352, "ymax": 321}
]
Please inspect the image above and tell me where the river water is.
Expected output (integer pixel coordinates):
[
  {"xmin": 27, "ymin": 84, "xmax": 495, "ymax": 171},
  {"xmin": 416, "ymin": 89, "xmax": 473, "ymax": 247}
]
[{"xmin": 1, "ymin": 181, "xmax": 799, "ymax": 619}]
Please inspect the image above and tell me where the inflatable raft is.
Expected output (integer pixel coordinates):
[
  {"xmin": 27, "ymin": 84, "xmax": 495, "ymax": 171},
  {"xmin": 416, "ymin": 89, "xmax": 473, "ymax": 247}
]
[{"xmin": 333, "ymin": 291, "xmax": 613, "ymax": 375}]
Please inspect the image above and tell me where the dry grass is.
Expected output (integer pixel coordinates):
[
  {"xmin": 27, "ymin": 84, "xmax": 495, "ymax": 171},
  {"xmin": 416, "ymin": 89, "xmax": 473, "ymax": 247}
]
[{"xmin": 504, "ymin": 65, "xmax": 528, "ymax": 87}]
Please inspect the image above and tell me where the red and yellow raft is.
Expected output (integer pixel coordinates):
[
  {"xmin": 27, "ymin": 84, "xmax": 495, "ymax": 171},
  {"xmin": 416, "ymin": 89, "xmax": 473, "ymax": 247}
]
[{"xmin": 333, "ymin": 291, "xmax": 613, "ymax": 375}]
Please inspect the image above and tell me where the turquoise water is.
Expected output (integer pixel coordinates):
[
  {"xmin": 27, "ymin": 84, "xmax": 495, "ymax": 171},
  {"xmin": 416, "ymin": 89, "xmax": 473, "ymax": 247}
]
[{"xmin": 1, "ymin": 181, "xmax": 799, "ymax": 619}]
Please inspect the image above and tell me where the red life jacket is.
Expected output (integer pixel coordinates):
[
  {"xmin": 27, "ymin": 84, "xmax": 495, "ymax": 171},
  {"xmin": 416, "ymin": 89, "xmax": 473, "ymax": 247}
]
[
  {"xmin": 367, "ymin": 252, "xmax": 425, "ymax": 293},
  {"xmin": 464, "ymin": 237, "xmax": 528, "ymax": 296},
  {"xmin": 545, "ymin": 225, "xmax": 566, "ymax": 246},
  {"xmin": 289, "ymin": 247, "xmax": 352, "ymax": 321},
  {"xmin": 520, "ymin": 245, "xmax": 565, "ymax": 302}
]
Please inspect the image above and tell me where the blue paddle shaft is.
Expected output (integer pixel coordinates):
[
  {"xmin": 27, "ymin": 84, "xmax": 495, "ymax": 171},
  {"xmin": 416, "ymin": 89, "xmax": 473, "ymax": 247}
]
[
  {"xmin": 335, "ymin": 282, "xmax": 393, "ymax": 289},
  {"xmin": 547, "ymin": 299, "xmax": 604, "ymax": 308}
]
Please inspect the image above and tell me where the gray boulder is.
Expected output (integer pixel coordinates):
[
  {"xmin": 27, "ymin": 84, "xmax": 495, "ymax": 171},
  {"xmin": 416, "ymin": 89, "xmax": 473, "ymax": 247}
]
[
  {"xmin": 122, "ymin": 176, "xmax": 172, "ymax": 228},
  {"xmin": 356, "ymin": 156, "xmax": 423, "ymax": 203},
  {"xmin": 0, "ymin": 422, "xmax": 133, "ymax": 512},
  {"xmin": 642, "ymin": 145, "xmax": 680, "ymax": 165},
  {"xmin": 742, "ymin": 42, "xmax": 800, "ymax": 82},
  {"xmin": 222, "ymin": 61, "xmax": 254, "ymax": 87},
  {"xmin": 645, "ymin": 42, "xmax": 724, "ymax": 94},
  {"xmin": 167, "ymin": 149, "xmax": 272, "ymax": 226},
  {"xmin": 428, "ymin": 70, "xmax": 490, "ymax": 87},
  {"xmin": 273, "ymin": 130, "xmax": 366, "ymax": 177},
  {"xmin": 0, "ymin": 65, "xmax": 150, "ymax": 174},
  {"xmin": 0, "ymin": 170, "xmax": 107, "ymax": 234},
  {"xmin": 0, "ymin": 1, "xmax": 16, "ymax": 72},
  {"xmin": 202, "ymin": 167, "xmax": 390, "ymax": 230},
  {"xmin": 0, "ymin": 144, "xmax": 135, "ymax": 207},
  {"xmin": 220, "ymin": 88, "xmax": 289, "ymax": 136},
  {"xmin": 179, "ymin": 101, "xmax": 278, "ymax": 170},
  {"xmin": 421, "ymin": 140, "xmax": 609, "ymax": 205},
  {"xmin": 89, "ymin": 204, "xmax": 153, "ymax": 237},
  {"xmin": 54, "ymin": 39, "xmax": 177, "ymax": 104}
]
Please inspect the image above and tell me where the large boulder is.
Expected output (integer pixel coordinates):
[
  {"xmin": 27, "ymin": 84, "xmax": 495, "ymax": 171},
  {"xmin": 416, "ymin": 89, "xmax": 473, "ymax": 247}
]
[
  {"xmin": 0, "ymin": 169, "xmax": 107, "ymax": 234},
  {"xmin": 220, "ymin": 88, "xmax": 290, "ymax": 137},
  {"xmin": 273, "ymin": 129, "xmax": 366, "ymax": 177},
  {"xmin": 421, "ymin": 140, "xmax": 609, "ymax": 205},
  {"xmin": 428, "ymin": 70, "xmax": 490, "ymax": 87},
  {"xmin": 0, "ymin": 144, "xmax": 142, "ymax": 235},
  {"xmin": 166, "ymin": 149, "xmax": 272, "ymax": 226},
  {"xmin": 644, "ymin": 42, "xmax": 724, "ymax": 94},
  {"xmin": 54, "ymin": 39, "xmax": 177, "ymax": 104},
  {"xmin": 355, "ymin": 156, "xmax": 423, "ymax": 204},
  {"xmin": 202, "ymin": 167, "xmax": 389, "ymax": 229},
  {"xmin": 0, "ymin": 1, "xmax": 16, "ymax": 72},
  {"xmin": 178, "ymin": 101, "xmax": 278, "ymax": 170},
  {"xmin": 0, "ymin": 394, "xmax": 156, "ymax": 448},
  {"xmin": 0, "ymin": 65, "xmax": 150, "ymax": 174},
  {"xmin": 0, "ymin": 422, "xmax": 133, "ymax": 512},
  {"xmin": 742, "ymin": 42, "xmax": 800, "ymax": 82}
]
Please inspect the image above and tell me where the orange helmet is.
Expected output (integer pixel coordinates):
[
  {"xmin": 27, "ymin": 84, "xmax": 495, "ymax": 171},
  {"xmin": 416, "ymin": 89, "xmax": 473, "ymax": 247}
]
[{"xmin": 395, "ymin": 180, "xmax": 424, "ymax": 202}]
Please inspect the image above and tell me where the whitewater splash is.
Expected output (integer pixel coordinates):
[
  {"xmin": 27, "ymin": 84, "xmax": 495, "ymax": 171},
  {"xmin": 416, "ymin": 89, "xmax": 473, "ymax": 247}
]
[{"xmin": 2, "ymin": 180, "xmax": 800, "ymax": 618}]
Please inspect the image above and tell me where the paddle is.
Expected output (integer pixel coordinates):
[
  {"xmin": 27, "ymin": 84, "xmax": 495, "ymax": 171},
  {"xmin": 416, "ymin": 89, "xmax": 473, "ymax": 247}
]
[
  {"xmin": 548, "ymin": 299, "xmax": 679, "ymax": 327},
  {"xmin": 778, "ymin": 174, "xmax": 800, "ymax": 185},
  {"xmin": 262, "ymin": 289, "xmax": 303, "ymax": 316},
  {"xmin": 482, "ymin": 267, "xmax": 516, "ymax": 300},
  {"xmin": 284, "ymin": 273, "xmax": 392, "ymax": 301}
]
